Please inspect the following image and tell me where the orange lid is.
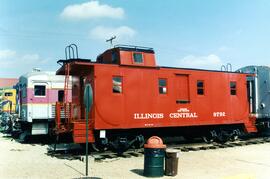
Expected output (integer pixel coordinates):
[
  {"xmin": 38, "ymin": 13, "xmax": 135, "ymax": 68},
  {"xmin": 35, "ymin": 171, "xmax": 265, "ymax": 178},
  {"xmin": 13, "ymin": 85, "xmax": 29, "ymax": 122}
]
[{"xmin": 144, "ymin": 136, "xmax": 166, "ymax": 149}]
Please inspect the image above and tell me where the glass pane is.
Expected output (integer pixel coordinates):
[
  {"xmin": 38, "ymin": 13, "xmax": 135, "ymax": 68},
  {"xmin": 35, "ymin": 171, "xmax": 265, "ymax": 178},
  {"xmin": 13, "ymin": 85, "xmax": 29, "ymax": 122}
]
[
  {"xmin": 230, "ymin": 82, "xmax": 236, "ymax": 89},
  {"xmin": 197, "ymin": 80, "xmax": 204, "ymax": 88},
  {"xmin": 159, "ymin": 79, "xmax": 167, "ymax": 94},
  {"xmin": 4, "ymin": 92, "xmax": 13, "ymax": 96},
  {"xmin": 112, "ymin": 51, "xmax": 117, "ymax": 63},
  {"xmin": 133, "ymin": 53, "xmax": 143, "ymax": 63},
  {"xmin": 34, "ymin": 85, "xmax": 46, "ymax": 96},
  {"xmin": 230, "ymin": 82, "xmax": 236, "ymax": 95},
  {"xmin": 22, "ymin": 85, "xmax": 27, "ymax": 98},
  {"xmin": 113, "ymin": 77, "xmax": 122, "ymax": 83},
  {"xmin": 58, "ymin": 90, "xmax": 64, "ymax": 102},
  {"xmin": 197, "ymin": 89, "xmax": 204, "ymax": 95},
  {"xmin": 159, "ymin": 86, "xmax": 167, "ymax": 94},
  {"xmin": 113, "ymin": 77, "xmax": 122, "ymax": 93},
  {"xmin": 159, "ymin": 79, "xmax": 167, "ymax": 87}
]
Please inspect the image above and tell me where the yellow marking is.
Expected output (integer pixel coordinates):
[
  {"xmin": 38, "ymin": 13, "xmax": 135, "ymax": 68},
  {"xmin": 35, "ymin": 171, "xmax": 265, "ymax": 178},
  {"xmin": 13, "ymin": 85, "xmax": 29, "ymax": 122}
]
[{"xmin": 1, "ymin": 89, "xmax": 16, "ymax": 112}]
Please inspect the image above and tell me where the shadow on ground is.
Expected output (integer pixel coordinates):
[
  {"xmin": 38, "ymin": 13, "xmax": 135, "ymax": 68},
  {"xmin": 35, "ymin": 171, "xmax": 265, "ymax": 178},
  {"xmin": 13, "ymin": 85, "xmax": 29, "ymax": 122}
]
[
  {"xmin": 130, "ymin": 169, "xmax": 144, "ymax": 177},
  {"xmin": 72, "ymin": 177, "xmax": 102, "ymax": 179}
]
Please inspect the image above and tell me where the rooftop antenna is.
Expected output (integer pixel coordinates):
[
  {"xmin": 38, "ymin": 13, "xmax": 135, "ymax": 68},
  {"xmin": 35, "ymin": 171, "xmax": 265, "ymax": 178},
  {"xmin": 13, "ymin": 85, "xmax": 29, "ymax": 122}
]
[{"xmin": 106, "ymin": 36, "xmax": 116, "ymax": 48}]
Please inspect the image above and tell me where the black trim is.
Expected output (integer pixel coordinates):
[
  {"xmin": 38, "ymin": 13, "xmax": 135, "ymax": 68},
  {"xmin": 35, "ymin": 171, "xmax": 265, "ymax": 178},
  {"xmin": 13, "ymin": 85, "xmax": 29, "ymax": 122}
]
[
  {"xmin": 57, "ymin": 58, "xmax": 91, "ymax": 65},
  {"xmin": 159, "ymin": 66, "xmax": 250, "ymax": 74},
  {"xmin": 114, "ymin": 45, "xmax": 155, "ymax": 54},
  {"xmin": 176, "ymin": 100, "xmax": 190, "ymax": 104},
  {"xmin": 118, "ymin": 64, "xmax": 251, "ymax": 74}
]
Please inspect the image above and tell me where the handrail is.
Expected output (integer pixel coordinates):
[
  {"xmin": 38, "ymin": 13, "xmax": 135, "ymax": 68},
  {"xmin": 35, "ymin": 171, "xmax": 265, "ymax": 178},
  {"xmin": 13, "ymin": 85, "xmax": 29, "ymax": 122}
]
[
  {"xmin": 221, "ymin": 65, "xmax": 226, "ymax": 71},
  {"xmin": 221, "ymin": 63, "xmax": 233, "ymax": 72},
  {"xmin": 54, "ymin": 102, "xmax": 73, "ymax": 134},
  {"xmin": 227, "ymin": 63, "xmax": 232, "ymax": 72},
  {"xmin": 65, "ymin": 44, "xmax": 79, "ymax": 60},
  {"xmin": 114, "ymin": 44, "xmax": 154, "ymax": 51}
]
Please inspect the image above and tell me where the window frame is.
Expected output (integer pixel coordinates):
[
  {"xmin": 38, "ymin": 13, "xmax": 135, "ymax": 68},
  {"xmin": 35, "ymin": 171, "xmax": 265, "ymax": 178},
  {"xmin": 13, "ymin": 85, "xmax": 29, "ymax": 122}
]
[
  {"xmin": 34, "ymin": 85, "xmax": 46, "ymax": 97},
  {"xmin": 112, "ymin": 51, "xmax": 118, "ymax": 63},
  {"xmin": 158, "ymin": 78, "xmax": 167, "ymax": 94},
  {"xmin": 112, "ymin": 76, "xmax": 123, "ymax": 94},
  {"xmin": 230, "ymin": 81, "xmax": 237, "ymax": 95},
  {"xmin": 4, "ymin": 92, "xmax": 13, "ymax": 97},
  {"xmin": 133, "ymin": 52, "xmax": 144, "ymax": 64},
  {"xmin": 22, "ymin": 84, "xmax": 27, "ymax": 98},
  {"xmin": 58, "ymin": 90, "xmax": 64, "ymax": 102},
  {"xmin": 197, "ymin": 80, "xmax": 204, "ymax": 95}
]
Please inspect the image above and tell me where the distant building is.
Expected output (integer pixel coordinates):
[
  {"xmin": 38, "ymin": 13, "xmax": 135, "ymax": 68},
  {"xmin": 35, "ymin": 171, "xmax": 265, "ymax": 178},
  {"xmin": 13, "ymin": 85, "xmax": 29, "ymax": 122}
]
[{"xmin": 0, "ymin": 78, "xmax": 18, "ymax": 88}]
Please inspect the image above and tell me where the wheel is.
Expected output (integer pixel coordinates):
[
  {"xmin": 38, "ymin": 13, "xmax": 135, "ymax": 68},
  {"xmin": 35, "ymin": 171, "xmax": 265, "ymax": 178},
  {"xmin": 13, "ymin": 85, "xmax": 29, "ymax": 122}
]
[
  {"xmin": 230, "ymin": 129, "xmax": 241, "ymax": 141},
  {"xmin": 202, "ymin": 130, "xmax": 216, "ymax": 143},
  {"xmin": 90, "ymin": 142, "xmax": 108, "ymax": 152},
  {"xmin": 230, "ymin": 135, "xmax": 238, "ymax": 141},
  {"xmin": 216, "ymin": 130, "xmax": 230, "ymax": 143},
  {"xmin": 202, "ymin": 136, "xmax": 214, "ymax": 143},
  {"xmin": 110, "ymin": 137, "xmax": 130, "ymax": 154},
  {"xmin": 134, "ymin": 135, "xmax": 145, "ymax": 149}
]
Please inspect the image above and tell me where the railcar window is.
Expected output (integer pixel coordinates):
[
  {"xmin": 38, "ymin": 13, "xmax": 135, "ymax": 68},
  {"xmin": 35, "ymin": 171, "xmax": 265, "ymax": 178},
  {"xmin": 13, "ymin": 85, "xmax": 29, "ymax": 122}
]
[
  {"xmin": 4, "ymin": 92, "xmax": 13, "ymax": 96},
  {"xmin": 159, "ymin": 79, "xmax": 167, "ymax": 94},
  {"xmin": 22, "ymin": 85, "xmax": 27, "ymax": 98},
  {"xmin": 230, "ymin": 82, "xmax": 237, "ymax": 95},
  {"xmin": 112, "ymin": 51, "xmax": 117, "ymax": 63},
  {"xmin": 197, "ymin": 80, "xmax": 204, "ymax": 95},
  {"xmin": 112, "ymin": 76, "xmax": 122, "ymax": 93},
  {"xmin": 133, "ymin": 53, "xmax": 143, "ymax": 63},
  {"xmin": 58, "ymin": 90, "xmax": 64, "ymax": 102},
  {"xmin": 34, "ymin": 85, "xmax": 46, "ymax": 96}
]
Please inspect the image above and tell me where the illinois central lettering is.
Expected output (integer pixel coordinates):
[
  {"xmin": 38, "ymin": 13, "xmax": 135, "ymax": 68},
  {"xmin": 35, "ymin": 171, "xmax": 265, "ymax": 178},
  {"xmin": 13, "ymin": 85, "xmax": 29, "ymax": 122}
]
[
  {"xmin": 134, "ymin": 113, "xmax": 164, "ymax": 119},
  {"xmin": 169, "ymin": 112, "xmax": 198, "ymax": 118},
  {"xmin": 133, "ymin": 108, "xmax": 198, "ymax": 119}
]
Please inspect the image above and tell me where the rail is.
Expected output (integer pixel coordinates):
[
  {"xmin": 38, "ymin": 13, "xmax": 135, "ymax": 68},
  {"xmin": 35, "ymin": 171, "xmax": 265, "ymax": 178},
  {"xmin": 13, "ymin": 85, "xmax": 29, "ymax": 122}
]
[{"xmin": 221, "ymin": 63, "xmax": 233, "ymax": 72}]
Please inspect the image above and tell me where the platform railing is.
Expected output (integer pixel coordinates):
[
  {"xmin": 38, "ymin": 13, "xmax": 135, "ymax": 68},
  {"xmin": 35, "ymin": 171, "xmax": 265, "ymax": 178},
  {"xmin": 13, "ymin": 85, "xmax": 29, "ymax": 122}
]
[{"xmin": 55, "ymin": 102, "xmax": 74, "ymax": 134}]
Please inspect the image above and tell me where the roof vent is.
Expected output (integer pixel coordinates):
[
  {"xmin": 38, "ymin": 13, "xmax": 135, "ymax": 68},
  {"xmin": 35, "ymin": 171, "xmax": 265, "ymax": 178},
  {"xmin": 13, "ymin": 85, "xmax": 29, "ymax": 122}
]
[{"xmin": 32, "ymin": 68, "xmax": 41, "ymax": 72}]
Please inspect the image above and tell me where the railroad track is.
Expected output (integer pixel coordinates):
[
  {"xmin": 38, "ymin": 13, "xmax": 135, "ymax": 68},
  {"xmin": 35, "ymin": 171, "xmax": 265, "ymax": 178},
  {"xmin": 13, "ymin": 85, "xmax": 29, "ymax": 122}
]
[{"xmin": 47, "ymin": 136, "xmax": 270, "ymax": 162}]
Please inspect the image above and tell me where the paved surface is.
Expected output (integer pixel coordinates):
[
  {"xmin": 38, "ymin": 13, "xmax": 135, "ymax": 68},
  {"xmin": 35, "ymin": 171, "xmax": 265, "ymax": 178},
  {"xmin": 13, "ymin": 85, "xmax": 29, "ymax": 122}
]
[{"xmin": 0, "ymin": 133, "xmax": 270, "ymax": 179}]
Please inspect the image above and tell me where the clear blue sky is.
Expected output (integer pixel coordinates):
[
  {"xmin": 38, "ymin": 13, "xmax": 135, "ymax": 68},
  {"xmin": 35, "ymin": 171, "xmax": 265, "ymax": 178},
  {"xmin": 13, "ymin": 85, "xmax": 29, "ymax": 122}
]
[{"xmin": 1, "ymin": 0, "xmax": 270, "ymax": 77}]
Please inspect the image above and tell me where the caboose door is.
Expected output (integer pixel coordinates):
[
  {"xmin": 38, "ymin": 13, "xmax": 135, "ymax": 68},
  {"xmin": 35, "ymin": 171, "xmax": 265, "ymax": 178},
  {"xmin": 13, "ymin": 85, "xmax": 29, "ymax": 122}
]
[{"xmin": 175, "ymin": 74, "xmax": 190, "ymax": 104}]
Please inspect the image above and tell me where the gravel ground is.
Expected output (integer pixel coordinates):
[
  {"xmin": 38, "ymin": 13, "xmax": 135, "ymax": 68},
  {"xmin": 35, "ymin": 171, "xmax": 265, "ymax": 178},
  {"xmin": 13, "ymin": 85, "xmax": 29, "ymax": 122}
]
[{"xmin": 0, "ymin": 133, "xmax": 270, "ymax": 179}]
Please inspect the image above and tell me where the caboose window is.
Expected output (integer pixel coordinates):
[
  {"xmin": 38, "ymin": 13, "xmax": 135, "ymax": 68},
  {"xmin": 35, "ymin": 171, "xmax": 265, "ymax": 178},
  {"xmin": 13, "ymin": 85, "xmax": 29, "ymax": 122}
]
[
  {"xmin": 112, "ymin": 76, "xmax": 122, "ymax": 93},
  {"xmin": 197, "ymin": 80, "xmax": 204, "ymax": 95},
  {"xmin": 112, "ymin": 51, "xmax": 117, "ymax": 63},
  {"xmin": 4, "ymin": 92, "xmax": 13, "ymax": 96},
  {"xmin": 133, "ymin": 53, "xmax": 143, "ymax": 63},
  {"xmin": 159, "ymin": 79, "xmax": 167, "ymax": 94},
  {"xmin": 34, "ymin": 85, "xmax": 46, "ymax": 96},
  {"xmin": 230, "ymin": 82, "xmax": 237, "ymax": 95}
]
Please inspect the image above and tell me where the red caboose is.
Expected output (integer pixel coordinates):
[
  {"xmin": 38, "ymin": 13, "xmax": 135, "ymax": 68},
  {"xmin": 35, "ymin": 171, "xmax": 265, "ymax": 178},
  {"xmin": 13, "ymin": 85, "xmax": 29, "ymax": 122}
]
[{"xmin": 55, "ymin": 45, "xmax": 256, "ymax": 151}]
